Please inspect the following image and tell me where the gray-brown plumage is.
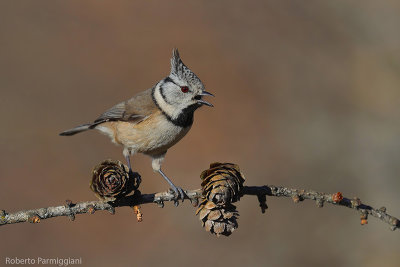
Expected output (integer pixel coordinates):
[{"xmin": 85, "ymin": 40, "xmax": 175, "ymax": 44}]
[{"xmin": 60, "ymin": 49, "xmax": 213, "ymax": 200}]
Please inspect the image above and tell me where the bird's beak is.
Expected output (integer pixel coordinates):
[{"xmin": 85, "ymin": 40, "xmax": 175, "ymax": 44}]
[
  {"xmin": 197, "ymin": 90, "xmax": 214, "ymax": 107},
  {"xmin": 200, "ymin": 91, "xmax": 215, "ymax": 97},
  {"xmin": 197, "ymin": 99, "xmax": 213, "ymax": 107}
]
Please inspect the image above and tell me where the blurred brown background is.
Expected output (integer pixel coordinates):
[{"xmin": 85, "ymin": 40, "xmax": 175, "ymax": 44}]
[{"xmin": 1, "ymin": 1, "xmax": 399, "ymax": 266}]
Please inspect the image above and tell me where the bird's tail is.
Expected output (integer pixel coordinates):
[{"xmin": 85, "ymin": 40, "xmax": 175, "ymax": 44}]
[{"xmin": 59, "ymin": 123, "xmax": 93, "ymax": 136}]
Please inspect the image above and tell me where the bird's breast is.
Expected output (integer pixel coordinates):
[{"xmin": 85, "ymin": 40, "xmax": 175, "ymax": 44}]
[{"xmin": 98, "ymin": 111, "xmax": 191, "ymax": 155}]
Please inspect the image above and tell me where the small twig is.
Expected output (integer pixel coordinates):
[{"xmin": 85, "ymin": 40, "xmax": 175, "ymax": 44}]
[
  {"xmin": 242, "ymin": 185, "xmax": 400, "ymax": 231},
  {"xmin": 0, "ymin": 186, "xmax": 398, "ymax": 231}
]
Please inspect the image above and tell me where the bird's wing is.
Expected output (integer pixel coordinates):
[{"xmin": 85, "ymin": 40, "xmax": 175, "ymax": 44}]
[{"xmin": 93, "ymin": 88, "xmax": 157, "ymax": 124}]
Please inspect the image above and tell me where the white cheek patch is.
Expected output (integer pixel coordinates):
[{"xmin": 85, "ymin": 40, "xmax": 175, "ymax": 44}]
[{"xmin": 154, "ymin": 85, "xmax": 181, "ymax": 119}]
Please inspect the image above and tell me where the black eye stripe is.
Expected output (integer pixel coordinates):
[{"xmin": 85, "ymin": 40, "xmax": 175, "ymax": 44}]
[
  {"xmin": 159, "ymin": 85, "xmax": 171, "ymax": 105},
  {"xmin": 164, "ymin": 76, "xmax": 178, "ymax": 85},
  {"xmin": 165, "ymin": 77, "xmax": 191, "ymax": 93}
]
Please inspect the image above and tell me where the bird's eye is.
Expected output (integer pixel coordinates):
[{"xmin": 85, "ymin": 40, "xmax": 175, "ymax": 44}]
[{"xmin": 181, "ymin": 86, "xmax": 189, "ymax": 93}]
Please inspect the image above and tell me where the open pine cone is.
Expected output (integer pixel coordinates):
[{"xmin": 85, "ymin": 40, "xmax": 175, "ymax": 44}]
[
  {"xmin": 196, "ymin": 199, "xmax": 239, "ymax": 236},
  {"xmin": 200, "ymin": 162, "xmax": 245, "ymax": 206},
  {"xmin": 90, "ymin": 159, "xmax": 136, "ymax": 201}
]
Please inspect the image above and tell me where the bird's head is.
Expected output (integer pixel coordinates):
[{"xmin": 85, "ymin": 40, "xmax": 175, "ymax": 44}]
[{"xmin": 153, "ymin": 49, "xmax": 214, "ymax": 124}]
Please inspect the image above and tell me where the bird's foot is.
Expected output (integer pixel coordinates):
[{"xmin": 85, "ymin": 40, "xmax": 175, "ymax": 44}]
[
  {"xmin": 157, "ymin": 169, "xmax": 185, "ymax": 205},
  {"xmin": 168, "ymin": 185, "xmax": 186, "ymax": 205}
]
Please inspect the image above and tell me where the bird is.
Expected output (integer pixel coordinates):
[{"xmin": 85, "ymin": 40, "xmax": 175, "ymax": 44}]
[{"xmin": 59, "ymin": 49, "xmax": 213, "ymax": 201}]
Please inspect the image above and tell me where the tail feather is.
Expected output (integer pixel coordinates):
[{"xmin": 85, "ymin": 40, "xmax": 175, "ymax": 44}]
[{"xmin": 59, "ymin": 123, "xmax": 93, "ymax": 136}]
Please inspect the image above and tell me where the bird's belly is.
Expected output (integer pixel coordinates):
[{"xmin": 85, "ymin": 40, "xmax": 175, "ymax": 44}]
[{"xmin": 101, "ymin": 115, "xmax": 191, "ymax": 155}]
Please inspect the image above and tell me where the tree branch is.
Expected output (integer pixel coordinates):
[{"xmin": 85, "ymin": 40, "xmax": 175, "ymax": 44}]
[{"xmin": 0, "ymin": 185, "xmax": 398, "ymax": 231}]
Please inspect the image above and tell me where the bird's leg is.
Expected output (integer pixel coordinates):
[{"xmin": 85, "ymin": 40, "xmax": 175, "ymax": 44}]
[
  {"xmin": 158, "ymin": 169, "xmax": 185, "ymax": 201},
  {"xmin": 123, "ymin": 148, "xmax": 133, "ymax": 172},
  {"xmin": 125, "ymin": 154, "xmax": 132, "ymax": 172},
  {"xmin": 152, "ymin": 154, "xmax": 185, "ymax": 202}
]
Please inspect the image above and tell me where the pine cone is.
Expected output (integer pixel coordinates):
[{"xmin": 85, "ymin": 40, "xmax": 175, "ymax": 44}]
[
  {"xmin": 196, "ymin": 163, "xmax": 245, "ymax": 236},
  {"xmin": 200, "ymin": 162, "xmax": 245, "ymax": 206},
  {"xmin": 196, "ymin": 199, "xmax": 239, "ymax": 236},
  {"xmin": 90, "ymin": 159, "xmax": 136, "ymax": 201}
]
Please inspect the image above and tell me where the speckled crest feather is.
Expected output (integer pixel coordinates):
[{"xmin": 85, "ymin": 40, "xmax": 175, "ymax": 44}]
[{"xmin": 170, "ymin": 48, "xmax": 204, "ymax": 90}]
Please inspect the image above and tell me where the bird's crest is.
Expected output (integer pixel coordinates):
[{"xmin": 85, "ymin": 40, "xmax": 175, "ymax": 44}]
[
  {"xmin": 170, "ymin": 48, "xmax": 185, "ymax": 76},
  {"xmin": 170, "ymin": 48, "xmax": 203, "ymax": 88}
]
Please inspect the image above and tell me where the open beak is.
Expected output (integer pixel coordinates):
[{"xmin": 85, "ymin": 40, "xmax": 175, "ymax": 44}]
[
  {"xmin": 200, "ymin": 91, "xmax": 215, "ymax": 97},
  {"xmin": 197, "ymin": 99, "xmax": 213, "ymax": 107},
  {"xmin": 197, "ymin": 91, "xmax": 214, "ymax": 107}
]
